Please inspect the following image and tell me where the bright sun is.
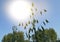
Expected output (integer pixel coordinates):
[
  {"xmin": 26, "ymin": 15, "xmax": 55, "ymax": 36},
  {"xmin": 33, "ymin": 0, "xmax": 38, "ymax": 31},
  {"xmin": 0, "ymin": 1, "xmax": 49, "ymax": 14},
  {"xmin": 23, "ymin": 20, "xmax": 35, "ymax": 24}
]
[{"xmin": 6, "ymin": 0, "xmax": 31, "ymax": 22}]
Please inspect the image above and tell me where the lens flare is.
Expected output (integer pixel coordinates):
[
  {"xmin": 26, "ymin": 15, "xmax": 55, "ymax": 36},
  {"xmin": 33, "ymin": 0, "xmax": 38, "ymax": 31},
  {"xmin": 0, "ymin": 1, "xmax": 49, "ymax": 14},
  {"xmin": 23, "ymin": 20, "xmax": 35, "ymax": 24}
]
[{"xmin": 5, "ymin": 0, "xmax": 31, "ymax": 22}]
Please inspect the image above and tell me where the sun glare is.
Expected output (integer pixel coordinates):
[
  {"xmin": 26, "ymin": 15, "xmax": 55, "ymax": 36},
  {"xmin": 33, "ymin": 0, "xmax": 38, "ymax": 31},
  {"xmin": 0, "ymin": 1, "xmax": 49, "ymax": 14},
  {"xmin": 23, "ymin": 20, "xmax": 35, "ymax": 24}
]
[{"xmin": 5, "ymin": 0, "xmax": 31, "ymax": 22}]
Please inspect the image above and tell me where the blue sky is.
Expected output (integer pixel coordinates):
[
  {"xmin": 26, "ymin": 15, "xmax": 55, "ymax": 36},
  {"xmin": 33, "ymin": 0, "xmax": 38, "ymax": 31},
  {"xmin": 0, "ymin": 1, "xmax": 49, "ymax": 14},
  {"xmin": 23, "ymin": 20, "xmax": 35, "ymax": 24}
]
[{"xmin": 0, "ymin": 0, "xmax": 60, "ymax": 42}]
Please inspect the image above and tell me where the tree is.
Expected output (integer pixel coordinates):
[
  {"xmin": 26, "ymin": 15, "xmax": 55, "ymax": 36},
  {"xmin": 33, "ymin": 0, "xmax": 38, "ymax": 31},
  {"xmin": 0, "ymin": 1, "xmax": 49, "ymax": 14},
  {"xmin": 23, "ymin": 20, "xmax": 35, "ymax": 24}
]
[
  {"xmin": 32, "ymin": 28, "xmax": 57, "ymax": 42},
  {"xmin": 2, "ymin": 26, "xmax": 24, "ymax": 42},
  {"xmin": 47, "ymin": 28, "xmax": 57, "ymax": 42}
]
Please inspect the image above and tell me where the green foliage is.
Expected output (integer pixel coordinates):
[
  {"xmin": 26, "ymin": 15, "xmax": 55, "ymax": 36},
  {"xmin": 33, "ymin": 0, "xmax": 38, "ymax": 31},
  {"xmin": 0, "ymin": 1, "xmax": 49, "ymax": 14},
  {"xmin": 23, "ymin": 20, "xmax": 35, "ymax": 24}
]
[
  {"xmin": 2, "ymin": 33, "xmax": 13, "ymax": 42},
  {"xmin": 32, "ymin": 28, "xmax": 57, "ymax": 42},
  {"xmin": 56, "ymin": 39, "xmax": 60, "ymax": 42},
  {"xmin": 47, "ymin": 28, "xmax": 57, "ymax": 42},
  {"xmin": 2, "ymin": 30, "xmax": 24, "ymax": 42},
  {"xmin": 24, "ymin": 40, "xmax": 29, "ymax": 42}
]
